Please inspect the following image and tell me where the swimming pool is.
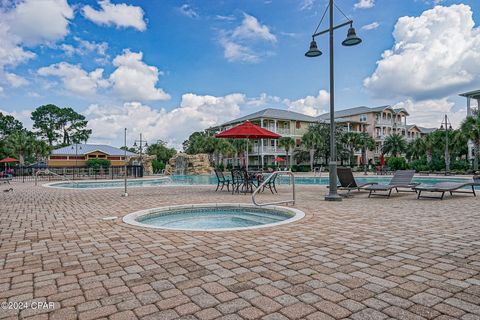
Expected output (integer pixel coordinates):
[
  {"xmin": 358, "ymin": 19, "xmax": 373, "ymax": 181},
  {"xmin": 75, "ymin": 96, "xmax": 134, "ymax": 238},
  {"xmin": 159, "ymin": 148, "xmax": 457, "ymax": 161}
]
[
  {"xmin": 122, "ymin": 203, "xmax": 305, "ymax": 231},
  {"xmin": 46, "ymin": 174, "xmax": 478, "ymax": 189}
]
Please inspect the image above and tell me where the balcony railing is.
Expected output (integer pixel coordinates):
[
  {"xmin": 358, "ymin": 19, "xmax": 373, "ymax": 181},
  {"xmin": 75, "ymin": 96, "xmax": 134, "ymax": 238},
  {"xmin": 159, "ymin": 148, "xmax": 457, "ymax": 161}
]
[
  {"xmin": 375, "ymin": 119, "xmax": 393, "ymax": 126},
  {"xmin": 262, "ymin": 127, "xmax": 291, "ymax": 135},
  {"xmin": 250, "ymin": 146, "xmax": 287, "ymax": 155}
]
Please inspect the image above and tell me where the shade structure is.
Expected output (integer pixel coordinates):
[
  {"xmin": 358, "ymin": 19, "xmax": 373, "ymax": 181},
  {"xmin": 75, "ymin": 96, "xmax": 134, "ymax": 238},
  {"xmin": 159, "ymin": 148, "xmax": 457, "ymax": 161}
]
[
  {"xmin": 0, "ymin": 157, "xmax": 18, "ymax": 163},
  {"xmin": 274, "ymin": 156, "xmax": 286, "ymax": 162},
  {"xmin": 215, "ymin": 121, "xmax": 281, "ymax": 170}
]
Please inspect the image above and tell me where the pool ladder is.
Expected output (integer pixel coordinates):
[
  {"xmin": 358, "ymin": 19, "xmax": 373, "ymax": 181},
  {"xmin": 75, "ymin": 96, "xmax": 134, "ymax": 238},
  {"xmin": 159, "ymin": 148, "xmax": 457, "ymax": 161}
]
[{"xmin": 252, "ymin": 171, "xmax": 295, "ymax": 206}]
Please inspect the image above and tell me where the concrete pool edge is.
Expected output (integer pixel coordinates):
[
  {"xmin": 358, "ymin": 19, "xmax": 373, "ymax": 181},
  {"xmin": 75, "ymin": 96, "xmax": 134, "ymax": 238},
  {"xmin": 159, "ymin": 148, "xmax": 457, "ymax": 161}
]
[{"xmin": 122, "ymin": 203, "xmax": 306, "ymax": 232}]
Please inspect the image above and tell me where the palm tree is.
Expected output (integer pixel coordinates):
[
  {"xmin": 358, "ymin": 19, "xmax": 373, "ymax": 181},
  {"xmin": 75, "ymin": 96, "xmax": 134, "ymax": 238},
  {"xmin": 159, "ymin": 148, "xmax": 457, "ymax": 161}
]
[
  {"xmin": 301, "ymin": 131, "xmax": 321, "ymax": 171},
  {"xmin": 359, "ymin": 132, "xmax": 376, "ymax": 172},
  {"xmin": 5, "ymin": 130, "xmax": 35, "ymax": 165},
  {"xmin": 382, "ymin": 134, "xmax": 407, "ymax": 157},
  {"xmin": 461, "ymin": 112, "xmax": 480, "ymax": 170},
  {"xmin": 406, "ymin": 138, "xmax": 425, "ymax": 161},
  {"xmin": 423, "ymin": 134, "xmax": 435, "ymax": 164},
  {"xmin": 342, "ymin": 132, "xmax": 362, "ymax": 167},
  {"xmin": 278, "ymin": 137, "xmax": 296, "ymax": 169}
]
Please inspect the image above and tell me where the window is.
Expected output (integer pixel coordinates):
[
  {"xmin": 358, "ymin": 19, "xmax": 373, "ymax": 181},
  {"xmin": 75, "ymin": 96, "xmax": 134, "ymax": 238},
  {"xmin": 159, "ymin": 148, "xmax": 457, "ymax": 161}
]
[
  {"xmin": 296, "ymin": 121, "xmax": 301, "ymax": 129},
  {"xmin": 50, "ymin": 156, "xmax": 68, "ymax": 160},
  {"xmin": 359, "ymin": 114, "xmax": 367, "ymax": 122}
]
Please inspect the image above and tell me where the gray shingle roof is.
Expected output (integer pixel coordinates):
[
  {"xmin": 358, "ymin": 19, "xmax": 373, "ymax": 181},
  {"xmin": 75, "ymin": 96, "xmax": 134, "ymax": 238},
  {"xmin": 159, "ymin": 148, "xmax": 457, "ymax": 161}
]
[
  {"xmin": 317, "ymin": 105, "xmax": 410, "ymax": 120},
  {"xmin": 418, "ymin": 126, "xmax": 437, "ymax": 133},
  {"xmin": 220, "ymin": 108, "xmax": 318, "ymax": 126},
  {"xmin": 52, "ymin": 144, "xmax": 136, "ymax": 156}
]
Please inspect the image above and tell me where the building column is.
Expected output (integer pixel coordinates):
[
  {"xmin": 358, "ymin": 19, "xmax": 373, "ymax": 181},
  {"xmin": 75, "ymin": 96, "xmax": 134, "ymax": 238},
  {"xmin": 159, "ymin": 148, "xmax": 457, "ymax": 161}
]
[
  {"xmin": 274, "ymin": 120, "xmax": 278, "ymax": 152},
  {"xmin": 467, "ymin": 97, "xmax": 471, "ymax": 117}
]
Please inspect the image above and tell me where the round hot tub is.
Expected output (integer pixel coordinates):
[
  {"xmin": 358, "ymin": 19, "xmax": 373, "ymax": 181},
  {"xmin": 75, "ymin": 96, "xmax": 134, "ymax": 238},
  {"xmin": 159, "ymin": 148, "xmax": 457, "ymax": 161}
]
[{"xmin": 122, "ymin": 203, "xmax": 305, "ymax": 231}]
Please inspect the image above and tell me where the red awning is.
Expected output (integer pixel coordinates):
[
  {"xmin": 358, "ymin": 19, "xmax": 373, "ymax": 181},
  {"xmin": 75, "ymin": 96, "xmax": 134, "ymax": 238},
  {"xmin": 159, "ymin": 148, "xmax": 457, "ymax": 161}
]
[
  {"xmin": 215, "ymin": 121, "xmax": 281, "ymax": 139},
  {"xmin": 274, "ymin": 156, "xmax": 286, "ymax": 162},
  {"xmin": 0, "ymin": 157, "xmax": 19, "ymax": 163}
]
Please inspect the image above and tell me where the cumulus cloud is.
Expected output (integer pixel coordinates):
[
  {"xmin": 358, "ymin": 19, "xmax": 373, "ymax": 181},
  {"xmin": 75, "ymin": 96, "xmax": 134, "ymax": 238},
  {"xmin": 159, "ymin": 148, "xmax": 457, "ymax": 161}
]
[
  {"xmin": 394, "ymin": 98, "xmax": 465, "ymax": 129},
  {"xmin": 38, "ymin": 62, "xmax": 109, "ymax": 96},
  {"xmin": 5, "ymin": 72, "xmax": 28, "ymax": 87},
  {"xmin": 109, "ymin": 49, "xmax": 170, "ymax": 101},
  {"xmin": 232, "ymin": 14, "xmax": 277, "ymax": 43},
  {"xmin": 82, "ymin": 0, "xmax": 146, "ymax": 31},
  {"xmin": 4, "ymin": 0, "xmax": 73, "ymax": 46},
  {"xmin": 85, "ymin": 93, "xmax": 246, "ymax": 147},
  {"xmin": 283, "ymin": 90, "xmax": 330, "ymax": 116},
  {"xmin": 354, "ymin": 0, "xmax": 375, "ymax": 9},
  {"xmin": 219, "ymin": 14, "xmax": 276, "ymax": 63},
  {"xmin": 364, "ymin": 4, "xmax": 480, "ymax": 101},
  {"xmin": 60, "ymin": 37, "xmax": 108, "ymax": 58},
  {"xmin": 178, "ymin": 4, "xmax": 198, "ymax": 18},
  {"xmin": 362, "ymin": 22, "xmax": 380, "ymax": 30}
]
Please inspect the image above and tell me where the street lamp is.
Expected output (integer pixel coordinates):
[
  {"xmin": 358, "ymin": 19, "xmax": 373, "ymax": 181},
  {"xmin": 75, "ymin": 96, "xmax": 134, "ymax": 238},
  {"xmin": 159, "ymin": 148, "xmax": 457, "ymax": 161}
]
[
  {"xmin": 305, "ymin": 0, "xmax": 362, "ymax": 201},
  {"xmin": 440, "ymin": 115, "xmax": 453, "ymax": 175},
  {"xmin": 133, "ymin": 133, "xmax": 148, "ymax": 176},
  {"xmin": 71, "ymin": 144, "xmax": 82, "ymax": 180},
  {"xmin": 123, "ymin": 128, "xmax": 128, "ymax": 197}
]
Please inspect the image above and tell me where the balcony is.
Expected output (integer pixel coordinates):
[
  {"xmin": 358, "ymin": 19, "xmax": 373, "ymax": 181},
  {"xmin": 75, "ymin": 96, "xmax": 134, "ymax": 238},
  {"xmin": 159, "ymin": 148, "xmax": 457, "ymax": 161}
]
[
  {"xmin": 375, "ymin": 119, "xmax": 393, "ymax": 126},
  {"xmin": 250, "ymin": 146, "xmax": 287, "ymax": 155},
  {"xmin": 262, "ymin": 127, "xmax": 291, "ymax": 135}
]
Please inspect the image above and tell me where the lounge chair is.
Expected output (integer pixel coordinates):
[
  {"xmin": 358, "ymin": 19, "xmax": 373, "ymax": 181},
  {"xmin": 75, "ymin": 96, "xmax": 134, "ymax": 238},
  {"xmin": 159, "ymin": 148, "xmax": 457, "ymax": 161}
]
[
  {"xmin": 214, "ymin": 169, "xmax": 231, "ymax": 192},
  {"xmin": 366, "ymin": 170, "xmax": 418, "ymax": 198},
  {"xmin": 336, "ymin": 167, "xmax": 378, "ymax": 195},
  {"xmin": 413, "ymin": 182, "xmax": 477, "ymax": 200},
  {"xmin": 1, "ymin": 177, "xmax": 12, "ymax": 184}
]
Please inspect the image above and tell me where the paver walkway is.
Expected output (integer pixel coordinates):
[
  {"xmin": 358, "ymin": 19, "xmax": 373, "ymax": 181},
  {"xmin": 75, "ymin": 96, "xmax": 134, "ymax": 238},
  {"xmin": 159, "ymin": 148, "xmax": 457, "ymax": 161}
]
[{"xmin": 0, "ymin": 182, "xmax": 479, "ymax": 319}]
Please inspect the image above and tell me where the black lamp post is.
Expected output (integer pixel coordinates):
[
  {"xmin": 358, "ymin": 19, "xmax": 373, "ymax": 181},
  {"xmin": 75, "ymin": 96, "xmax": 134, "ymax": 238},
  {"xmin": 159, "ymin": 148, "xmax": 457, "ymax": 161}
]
[
  {"xmin": 305, "ymin": 0, "xmax": 362, "ymax": 201},
  {"xmin": 71, "ymin": 143, "xmax": 82, "ymax": 180},
  {"xmin": 440, "ymin": 115, "xmax": 452, "ymax": 175},
  {"xmin": 133, "ymin": 133, "xmax": 148, "ymax": 177}
]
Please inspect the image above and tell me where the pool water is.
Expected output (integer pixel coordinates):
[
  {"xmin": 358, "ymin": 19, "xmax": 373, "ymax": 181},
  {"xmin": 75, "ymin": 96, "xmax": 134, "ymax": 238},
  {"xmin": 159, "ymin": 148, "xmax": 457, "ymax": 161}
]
[
  {"xmin": 123, "ymin": 204, "xmax": 305, "ymax": 231},
  {"xmin": 139, "ymin": 208, "xmax": 289, "ymax": 229},
  {"xmin": 48, "ymin": 175, "xmax": 478, "ymax": 189}
]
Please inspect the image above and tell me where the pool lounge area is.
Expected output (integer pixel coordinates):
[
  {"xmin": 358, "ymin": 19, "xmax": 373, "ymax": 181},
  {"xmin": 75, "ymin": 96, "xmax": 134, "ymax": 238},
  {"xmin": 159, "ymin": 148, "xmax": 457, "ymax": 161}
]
[{"xmin": 1, "ymin": 179, "xmax": 480, "ymax": 319}]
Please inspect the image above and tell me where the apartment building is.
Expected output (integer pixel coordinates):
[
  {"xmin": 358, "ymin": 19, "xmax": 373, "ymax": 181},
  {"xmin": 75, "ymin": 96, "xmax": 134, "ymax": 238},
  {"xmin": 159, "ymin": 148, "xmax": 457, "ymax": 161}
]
[
  {"xmin": 211, "ymin": 106, "xmax": 435, "ymax": 167},
  {"xmin": 210, "ymin": 108, "xmax": 317, "ymax": 167},
  {"xmin": 460, "ymin": 89, "xmax": 480, "ymax": 163},
  {"xmin": 48, "ymin": 144, "xmax": 136, "ymax": 167}
]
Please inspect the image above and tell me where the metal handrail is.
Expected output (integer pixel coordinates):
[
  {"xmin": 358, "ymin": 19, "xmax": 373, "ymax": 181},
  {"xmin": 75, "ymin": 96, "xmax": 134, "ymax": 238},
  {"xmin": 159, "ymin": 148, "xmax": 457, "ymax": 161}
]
[
  {"xmin": 35, "ymin": 169, "xmax": 74, "ymax": 186},
  {"xmin": 252, "ymin": 171, "xmax": 295, "ymax": 206}
]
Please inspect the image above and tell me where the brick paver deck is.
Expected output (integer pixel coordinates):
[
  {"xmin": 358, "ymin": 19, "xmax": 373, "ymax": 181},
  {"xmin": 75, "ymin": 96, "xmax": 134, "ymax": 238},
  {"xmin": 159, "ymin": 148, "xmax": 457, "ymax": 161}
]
[{"xmin": 0, "ymin": 181, "xmax": 479, "ymax": 319}]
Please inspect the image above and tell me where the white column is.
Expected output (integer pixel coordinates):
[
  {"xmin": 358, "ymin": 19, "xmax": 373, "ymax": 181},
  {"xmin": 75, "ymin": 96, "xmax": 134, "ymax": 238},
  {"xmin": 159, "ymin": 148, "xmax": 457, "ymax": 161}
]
[
  {"xmin": 274, "ymin": 120, "xmax": 278, "ymax": 152},
  {"xmin": 467, "ymin": 97, "xmax": 471, "ymax": 117}
]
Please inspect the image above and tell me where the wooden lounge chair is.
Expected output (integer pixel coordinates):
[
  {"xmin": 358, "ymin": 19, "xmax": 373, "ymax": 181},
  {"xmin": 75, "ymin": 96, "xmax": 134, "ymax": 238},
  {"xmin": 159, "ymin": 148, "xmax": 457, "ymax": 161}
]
[
  {"xmin": 336, "ymin": 167, "xmax": 377, "ymax": 195},
  {"xmin": 214, "ymin": 169, "xmax": 231, "ymax": 192},
  {"xmin": 366, "ymin": 170, "xmax": 418, "ymax": 198},
  {"xmin": 413, "ymin": 182, "xmax": 477, "ymax": 200}
]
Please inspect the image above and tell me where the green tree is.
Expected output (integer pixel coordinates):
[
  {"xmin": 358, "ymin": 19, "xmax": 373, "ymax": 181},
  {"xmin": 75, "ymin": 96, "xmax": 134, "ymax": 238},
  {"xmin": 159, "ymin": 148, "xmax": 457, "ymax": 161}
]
[
  {"xmin": 31, "ymin": 104, "xmax": 91, "ymax": 146},
  {"xmin": 301, "ymin": 130, "xmax": 322, "ymax": 171},
  {"xmin": 382, "ymin": 134, "xmax": 407, "ymax": 157},
  {"xmin": 406, "ymin": 138, "xmax": 425, "ymax": 161},
  {"xmin": 359, "ymin": 132, "xmax": 376, "ymax": 172},
  {"xmin": 461, "ymin": 112, "xmax": 480, "ymax": 170},
  {"xmin": 278, "ymin": 137, "xmax": 296, "ymax": 169},
  {"xmin": 5, "ymin": 130, "xmax": 35, "ymax": 165},
  {"xmin": 0, "ymin": 112, "xmax": 23, "ymax": 138},
  {"xmin": 342, "ymin": 132, "xmax": 362, "ymax": 167},
  {"xmin": 147, "ymin": 141, "xmax": 176, "ymax": 164}
]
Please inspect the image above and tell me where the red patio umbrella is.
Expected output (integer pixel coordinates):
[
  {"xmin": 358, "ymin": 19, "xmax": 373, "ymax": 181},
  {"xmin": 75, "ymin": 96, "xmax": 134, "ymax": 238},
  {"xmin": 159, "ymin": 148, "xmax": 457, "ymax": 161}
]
[
  {"xmin": 380, "ymin": 153, "xmax": 385, "ymax": 167},
  {"xmin": 0, "ymin": 157, "xmax": 19, "ymax": 172},
  {"xmin": 274, "ymin": 156, "xmax": 285, "ymax": 162},
  {"xmin": 215, "ymin": 121, "xmax": 281, "ymax": 170}
]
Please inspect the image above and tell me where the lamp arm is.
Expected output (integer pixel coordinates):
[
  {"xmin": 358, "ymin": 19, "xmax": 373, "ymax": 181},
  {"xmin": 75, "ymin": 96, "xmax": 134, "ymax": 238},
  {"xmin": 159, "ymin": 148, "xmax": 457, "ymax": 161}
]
[{"xmin": 312, "ymin": 20, "xmax": 352, "ymax": 37}]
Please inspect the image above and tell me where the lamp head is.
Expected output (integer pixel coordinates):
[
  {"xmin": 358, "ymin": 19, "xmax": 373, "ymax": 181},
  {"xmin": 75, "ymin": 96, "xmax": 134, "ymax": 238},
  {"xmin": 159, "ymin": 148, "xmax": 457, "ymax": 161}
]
[
  {"xmin": 449, "ymin": 125, "xmax": 453, "ymax": 130},
  {"xmin": 440, "ymin": 124, "xmax": 444, "ymax": 130},
  {"xmin": 305, "ymin": 39, "xmax": 322, "ymax": 57},
  {"xmin": 145, "ymin": 142, "xmax": 148, "ymax": 147},
  {"xmin": 133, "ymin": 141, "xmax": 137, "ymax": 147},
  {"xmin": 342, "ymin": 27, "xmax": 362, "ymax": 46}
]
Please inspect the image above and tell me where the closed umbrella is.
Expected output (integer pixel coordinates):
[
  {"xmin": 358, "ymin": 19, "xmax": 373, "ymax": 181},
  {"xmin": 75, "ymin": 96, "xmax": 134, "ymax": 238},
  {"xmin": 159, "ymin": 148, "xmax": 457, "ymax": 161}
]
[{"xmin": 215, "ymin": 121, "xmax": 281, "ymax": 170}]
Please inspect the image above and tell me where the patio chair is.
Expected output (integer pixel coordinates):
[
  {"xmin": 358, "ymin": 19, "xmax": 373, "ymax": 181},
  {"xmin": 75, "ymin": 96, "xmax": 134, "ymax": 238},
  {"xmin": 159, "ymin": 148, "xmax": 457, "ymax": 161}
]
[
  {"xmin": 214, "ymin": 169, "xmax": 231, "ymax": 192},
  {"xmin": 231, "ymin": 169, "xmax": 246, "ymax": 194},
  {"xmin": 1, "ymin": 177, "xmax": 12, "ymax": 184},
  {"xmin": 365, "ymin": 170, "xmax": 418, "ymax": 198},
  {"xmin": 262, "ymin": 172, "xmax": 278, "ymax": 194},
  {"xmin": 413, "ymin": 182, "xmax": 477, "ymax": 200},
  {"xmin": 336, "ymin": 167, "xmax": 378, "ymax": 196}
]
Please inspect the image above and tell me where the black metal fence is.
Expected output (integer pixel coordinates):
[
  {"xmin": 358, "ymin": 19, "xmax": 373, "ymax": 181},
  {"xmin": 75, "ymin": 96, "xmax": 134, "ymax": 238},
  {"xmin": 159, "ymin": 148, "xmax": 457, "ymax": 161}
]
[{"xmin": 7, "ymin": 165, "xmax": 143, "ymax": 183}]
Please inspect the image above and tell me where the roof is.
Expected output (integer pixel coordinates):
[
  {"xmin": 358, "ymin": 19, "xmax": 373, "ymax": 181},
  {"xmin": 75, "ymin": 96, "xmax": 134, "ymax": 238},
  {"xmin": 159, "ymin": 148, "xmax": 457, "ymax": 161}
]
[
  {"xmin": 459, "ymin": 89, "xmax": 480, "ymax": 99},
  {"xmin": 52, "ymin": 144, "xmax": 136, "ymax": 156},
  {"xmin": 418, "ymin": 126, "xmax": 437, "ymax": 133},
  {"xmin": 317, "ymin": 105, "xmax": 408, "ymax": 120},
  {"xmin": 219, "ymin": 108, "xmax": 318, "ymax": 126}
]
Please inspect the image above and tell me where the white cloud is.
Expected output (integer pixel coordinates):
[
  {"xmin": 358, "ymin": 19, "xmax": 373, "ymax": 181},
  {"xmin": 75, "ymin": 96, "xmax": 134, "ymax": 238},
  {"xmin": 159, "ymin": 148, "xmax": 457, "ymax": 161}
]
[
  {"xmin": 300, "ymin": 0, "xmax": 315, "ymax": 11},
  {"xmin": 4, "ymin": 0, "xmax": 73, "ymax": 46},
  {"xmin": 219, "ymin": 14, "xmax": 276, "ymax": 63},
  {"xmin": 354, "ymin": 0, "xmax": 375, "ymax": 9},
  {"xmin": 364, "ymin": 4, "xmax": 480, "ymax": 101},
  {"xmin": 0, "ymin": 108, "xmax": 33, "ymax": 129},
  {"xmin": 362, "ymin": 22, "xmax": 380, "ymax": 30},
  {"xmin": 219, "ymin": 35, "xmax": 259, "ymax": 63},
  {"xmin": 283, "ymin": 90, "xmax": 330, "ymax": 116},
  {"xmin": 38, "ymin": 62, "xmax": 109, "ymax": 96},
  {"xmin": 109, "ymin": 49, "xmax": 170, "ymax": 101},
  {"xmin": 178, "ymin": 4, "xmax": 198, "ymax": 18},
  {"xmin": 5, "ymin": 73, "xmax": 28, "ymax": 87},
  {"xmin": 232, "ymin": 14, "xmax": 277, "ymax": 43},
  {"xmin": 82, "ymin": 0, "xmax": 146, "ymax": 31},
  {"xmin": 394, "ymin": 98, "xmax": 465, "ymax": 129},
  {"xmin": 215, "ymin": 15, "xmax": 236, "ymax": 21},
  {"xmin": 85, "ymin": 94, "xmax": 245, "ymax": 148}
]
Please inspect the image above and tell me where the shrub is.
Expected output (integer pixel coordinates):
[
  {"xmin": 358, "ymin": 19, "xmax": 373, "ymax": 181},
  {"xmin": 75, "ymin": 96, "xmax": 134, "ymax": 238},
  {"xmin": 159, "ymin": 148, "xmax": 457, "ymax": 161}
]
[
  {"xmin": 152, "ymin": 159, "xmax": 165, "ymax": 173},
  {"xmin": 291, "ymin": 164, "xmax": 310, "ymax": 172},
  {"xmin": 85, "ymin": 159, "xmax": 111, "ymax": 168},
  {"xmin": 451, "ymin": 159, "xmax": 470, "ymax": 172},
  {"xmin": 387, "ymin": 157, "xmax": 407, "ymax": 170}
]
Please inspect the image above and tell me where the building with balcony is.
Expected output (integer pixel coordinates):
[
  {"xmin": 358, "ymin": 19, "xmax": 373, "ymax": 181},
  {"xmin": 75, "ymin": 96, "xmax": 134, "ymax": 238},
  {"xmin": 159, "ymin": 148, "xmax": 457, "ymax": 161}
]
[
  {"xmin": 48, "ymin": 144, "xmax": 136, "ymax": 167},
  {"xmin": 460, "ymin": 89, "xmax": 480, "ymax": 163},
  {"xmin": 209, "ymin": 108, "xmax": 317, "ymax": 167}
]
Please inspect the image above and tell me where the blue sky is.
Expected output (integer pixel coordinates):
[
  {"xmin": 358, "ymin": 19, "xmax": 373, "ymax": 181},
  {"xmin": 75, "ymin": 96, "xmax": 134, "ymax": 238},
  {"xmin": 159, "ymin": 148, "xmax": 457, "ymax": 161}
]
[{"xmin": 0, "ymin": 0, "xmax": 479, "ymax": 148}]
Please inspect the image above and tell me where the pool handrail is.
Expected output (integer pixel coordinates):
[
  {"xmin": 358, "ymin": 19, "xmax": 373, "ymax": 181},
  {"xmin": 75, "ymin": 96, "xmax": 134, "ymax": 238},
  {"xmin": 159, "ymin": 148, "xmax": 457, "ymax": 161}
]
[
  {"xmin": 252, "ymin": 171, "xmax": 295, "ymax": 206},
  {"xmin": 35, "ymin": 169, "xmax": 75, "ymax": 186}
]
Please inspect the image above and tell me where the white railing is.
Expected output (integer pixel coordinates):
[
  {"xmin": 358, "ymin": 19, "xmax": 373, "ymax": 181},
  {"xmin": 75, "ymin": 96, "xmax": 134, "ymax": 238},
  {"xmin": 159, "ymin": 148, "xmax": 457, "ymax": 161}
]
[
  {"xmin": 376, "ymin": 119, "xmax": 393, "ymax": 126},
  {"xmin": 250, "ymin": 147, "xmax": 287, "ymax": 154},
  {"xmin": 252, "ymin": 171, "xmax": 295, "ymax": 206}
]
